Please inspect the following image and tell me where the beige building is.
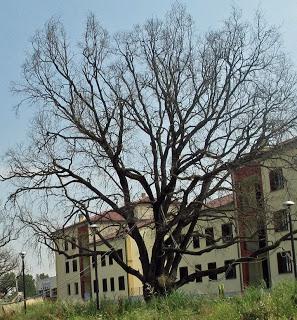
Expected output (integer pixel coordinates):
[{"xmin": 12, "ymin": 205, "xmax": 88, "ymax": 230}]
[{"xmin": 54, "ymin": 139, "xmax": 297, "ymax": 300}]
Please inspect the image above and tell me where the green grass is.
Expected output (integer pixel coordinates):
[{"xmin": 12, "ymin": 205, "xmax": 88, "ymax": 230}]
[{"xmin": 2, "ymin": 281, "xmax": 297, "ymax": 320}]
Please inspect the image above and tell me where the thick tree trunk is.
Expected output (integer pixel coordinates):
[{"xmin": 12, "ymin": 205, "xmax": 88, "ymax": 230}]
[{"xmin": 142, "ymin": 281, "xmax": 174, "ymax": 301}]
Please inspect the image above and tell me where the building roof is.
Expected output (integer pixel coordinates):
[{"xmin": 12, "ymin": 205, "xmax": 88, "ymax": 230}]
[{"xmin": 205, "ymin": 194, "xmax": 234, "ymax": 208}]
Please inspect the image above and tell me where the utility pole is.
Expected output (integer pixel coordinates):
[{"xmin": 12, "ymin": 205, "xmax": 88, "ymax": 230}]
[
  {"xmin": 19, "ymin": 252, "xmax": 27, "ymax": 313},
  {"xmin": 90, "ymin": 224, "xmax": 100, "ymax": 310},
  {"xmin": 283, "ymin": 201, "xmax": 297, "ymax": 279}
]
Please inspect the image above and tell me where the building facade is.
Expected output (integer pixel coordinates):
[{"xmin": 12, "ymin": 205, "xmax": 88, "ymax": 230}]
[{"xmin": 54, "ymin": 141, "xmax": 297, "ymax": 300}]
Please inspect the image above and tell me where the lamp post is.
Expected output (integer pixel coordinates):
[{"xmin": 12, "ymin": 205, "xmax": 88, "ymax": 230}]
[
  {"xmin": 283, "ymin": 200, "xmax": 297, "ymax": 279},
  {"xmin": 90, "ymin": 224, "xmax": 100, "ymax": 310},
  {"xmin": 19, "ymin": 252, "xmax": 27, "ymax": 314}
]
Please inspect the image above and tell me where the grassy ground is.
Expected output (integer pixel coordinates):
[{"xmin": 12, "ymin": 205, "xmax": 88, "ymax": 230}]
[{"xmin": 1, "ymin": 281, "xmax": 297, "ymax": 320}]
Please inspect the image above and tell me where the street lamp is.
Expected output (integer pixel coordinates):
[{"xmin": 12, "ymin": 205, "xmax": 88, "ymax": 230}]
[
  {"xmin": 90, "ymin": 224, "xmax": 100, "ymax": 310},
  {"xmin": 283, "ymin": 200, "xmax": 297, "ymax": 279},
  {"xmin": 19, "ymin": 252, "xmax": 27, "ymax": 314}
]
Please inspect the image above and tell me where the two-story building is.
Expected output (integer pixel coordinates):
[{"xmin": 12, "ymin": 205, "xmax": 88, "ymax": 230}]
[{"xmin": 54, "ymin": 139, "xmax": 297, "ymax": 300}]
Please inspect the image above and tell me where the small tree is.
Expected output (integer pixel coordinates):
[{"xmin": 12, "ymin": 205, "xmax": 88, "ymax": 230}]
[
  {"xmin": 3, "ymin": 5, "xmax": 297, "ymax": 299},
  {"xmin": 0, "ymin": 272, "xmax": 16, "ymax": 296},
  {"xmin": 17, "ymin": 274, "xmax": 36, "ymax": 298}
]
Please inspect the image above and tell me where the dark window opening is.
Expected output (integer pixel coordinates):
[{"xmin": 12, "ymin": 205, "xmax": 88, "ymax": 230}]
[
  {"xmin": 93, "ymin": 280, "xmax": 98, "ymax": 293},
  {"xmin": 195, "ymin": 264, "xmax": 202, "ymax": 282},
  {"xmin": 101, "ymin": 254, "xmax": 106, "ymax": 267},
  {"xmin": 118, "ymin": 276, "xmax": 125, "ymax": 290},
  {"xmin": 193, "ymin": 235, "xmax": 200, "ymax": 248},
  {"xmin": 74, "ymin": 282, "xmax": 79, "ymax": 295},
  {"xmin": 110, "ymin": 278, "xmax": 115, "ymax": 291},
  {"xmin": 102, "ymin": 279, "xmax": 108, "ymax": 292},
  {"xmin": 64, "ymin": 240, "xmax": 69, "ymax": 251},
  {"xmin": 205, "ymin": 227, "xmax": 215, "ymax": 246},
  {"xmin": 72, "ymin": 259, "xmax": 78, "ymax": 272},
  {"xmin": 65, "ymin": 261, "xmax": 69, "ymax": 273},
  {"xmin": 67, "ymin": 284, "xmax": 71, "ymax": 295},
  {"xmin": 71, "ymin": 238, "xmax": 76, "ymax": 250},
  {"xmin": 222, "ymin": 223, "xmax": 233, "ymax": 243},
  {"xmin": 109, "ymin": 254, "xmax": 113, "ymax": 265},
  {"xmin": 258, "ymin": 228, "xmax": 267, "ymax": 248},
  {"xmin": 225, "ymin": 260, "xmax": 236, "ymax": 279},
  {"xmin": 117, "ymin": 249, "xmax": 123, "ymax": 261},
  {"xmin": 208, "ymin": 262, "xmax": 217, "ymax": 280},
  {"xmin": 255, "ymin": 183, "xmax": 263, "ymax": 207},
  {"xmin": 274, "ymin": 210, "xmax": 288, "ymax": 232},
  {"xmin": 277, "ymin": 251, "xmax": 292, "ymax": 274},
  {"xmin": 91, "ymin": 256, "xmax": 95, "ymax": 268},
  {"xmin": 269, "ymin": 168, "xmax": 284, "ymax": 191},
  {"xmin": 179, "ymin": 266, "xmax": 188, "ymax": 280}
]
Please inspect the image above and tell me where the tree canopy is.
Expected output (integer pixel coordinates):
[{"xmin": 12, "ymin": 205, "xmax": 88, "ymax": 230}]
[{"xmin": 3, "ymin": 5, "xmax": 297, "ymax": 299}]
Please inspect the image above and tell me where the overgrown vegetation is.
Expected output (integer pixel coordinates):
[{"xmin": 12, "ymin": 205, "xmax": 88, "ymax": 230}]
[{"xmin": 2, "ymin": 281, "xmax": 297, "ymax": 320}]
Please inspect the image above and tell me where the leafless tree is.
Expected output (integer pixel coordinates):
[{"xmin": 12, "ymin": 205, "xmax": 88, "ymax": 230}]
[{"xmin": 3, "ymin": 5, "xmax": 297, "ymax": 299}]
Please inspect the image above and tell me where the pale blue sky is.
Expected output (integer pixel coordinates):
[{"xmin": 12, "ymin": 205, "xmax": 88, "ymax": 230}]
[{"xmin": 1, "ymin": 0, "xmax": 297, "ymax": 275}]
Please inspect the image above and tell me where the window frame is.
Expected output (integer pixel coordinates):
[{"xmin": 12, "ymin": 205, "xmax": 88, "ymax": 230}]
[
  {"xmin": 208, "ymin": 262, "xmax": 217, "ymax": 280},
  {"xmin": 93, "ymin": 279, "xmax": 98, "ymax": 293},
  {"xmin": 224, "ymin": 260, "xmax": 237, "ymax": 279},
  {"xmin": 71, "ymin": 238, "xmax": 76, "ymax": 250},
  {"xmin": 205, "ymin": 227, "xmax": 215, "ymax": 246},
  {"xmin": 72, "ymin": 259, "xmax": 78, "ymax": 272},
  {"xmin": 221, "ymin": 223, "xmax": 233, "ymax": 243},
  {"xmin": 110, "ymin": 277, "xmax": 115, "ymax": 291},
  {"xmin": 273, "ymin": 210, "xmax": 288, "ymax": 232},
  {"xmin": 277, "ymin": 251, "xmax": 292, "ymax": 274},
  {"xmin": 193, "ymin": 234, "xmax": 200, "ymax": 248},
  {"xmin": 74, "ymin": 282, "xmax": 79, "ymax": 295},
  {"xmin": 65, "ymin": 261, "xmax": 70, "ymax": 274},
  {"xmin": 118, "ymin": 276, "xmax": 125, "ymax": 291},
  {"xmin": 179, "ymin": 266, "xmax": 189, "ymax": 280},
  {"xmin": 101, "ymin": 254, "xmax": 106, "ymax": 267},
  {"xmin": 269, "ymin": 168, "xmax": 285, "ymax": 192},
  {"xmin": 195, "ymin": 264, "xmax": 202, "ymax": 282},
  {"xmin": 102, "ymin": 278, "xmax": 108, "ymax": 292}
]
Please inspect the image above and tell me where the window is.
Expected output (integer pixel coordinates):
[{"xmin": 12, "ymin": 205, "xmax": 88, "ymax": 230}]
[
  {"xmin": 110, "ymin": 278, "xmax": 115, "ymax": 291},
  {"xmin": 274, "ymin": 210, "xmax": 288, "ymax": 232},
  {"xmin": 72, "ymin": 259, "xmax": 78, "ymax": 272},
  {"xmin": 225, "ymin": 260, "xmax": 237, "ymax": 279},
  {"xmin": 208, "ymin": 262, "xmax": 217, "ymax": 280},
  {"xmin": 222, "ymin": 223, "xmax": 233, "ymax": 243},
  {"xmin": 93, "ymin": 279, "xmax": 98, "ymax": 293},
  {"xmin": 101, "ymin": 254, "xmax": 106, "ymax": 267},
  {"xmin": 205, "ymin": 227, "xmax": 215, "ymax": 246},
  {"xmin": 277, "ymin": 251, "xmax": 292, "ymax": 274},
  {"xmin": 117, "ymin": 249, "xmax": 123, "ymax": 261},
  {"xmin": 65, "ymin": 261, "xmax": 70, "ymax": 273},
  {"xmin": 91, "ymin": 256, "xmax": 95, "ymax": 268},
  {"xmin": 255, "ymin": 183, "xmax": 263, "ymax": 207},
  {"xmin": 67, "ymin": 284, "xmax": 71, "ymax": 295},
  {"xmin": 193, "ymin": 235, "xmax": 200, "ymax": 248},
  {"xmin": 74, "ymin": 282, "xmax": 79, "ymax": 295},
  {"xmin": 195, "ymin": 264, "xmax": 202, "ymax": 282},
  {"xmin": 269, "ymin": 168, "xmax": 284, "ymax": 191},
  {"xmin": 102, "ymin": 279, "xmax": 108, "ymax": 292},
  {"xmin": 64, "ymin": 240, "xmax": 69, "ymax": 251},
  {"xmin": 118, "ymin": 276, "xmax": 125, "ymax": 290},
  {"xmin": 109, "ymin": 254, "xmax": 113, "ymax": 265},
  {"xmin": 71, "ymin": 238, "xmax": 76, "ymax": 250},
  {"xmin": 179, "ymin": 266, "xmax": 188, "ymax": 280}
]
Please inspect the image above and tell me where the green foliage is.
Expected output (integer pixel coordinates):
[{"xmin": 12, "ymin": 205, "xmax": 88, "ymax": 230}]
[
  {"xmin": 1, "ymin": 281, "xmax": 297, "ymax": 320},
  {"xmin": 0, "ymin": 272, "xmax": 16, "ymax": 295},
  {"xmin": 17, "ymin": 274, "xmax": 36, "ymax": 297}
]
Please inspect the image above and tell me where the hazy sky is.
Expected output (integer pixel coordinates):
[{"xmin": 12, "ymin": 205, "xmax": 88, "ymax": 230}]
[{"xmin": 1, "ymin": 0, "xmax": 297, "ymax": 276}]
